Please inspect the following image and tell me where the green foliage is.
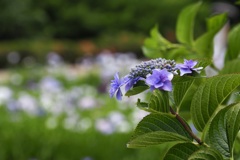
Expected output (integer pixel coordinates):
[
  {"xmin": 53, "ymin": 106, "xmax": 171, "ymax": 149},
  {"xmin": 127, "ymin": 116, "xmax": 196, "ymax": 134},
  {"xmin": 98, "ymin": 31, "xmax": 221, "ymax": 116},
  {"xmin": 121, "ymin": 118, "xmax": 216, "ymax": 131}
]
[
  {"xmin": 120, "ymin": 2, "xmax": 240, "ymax": 159},
  {"xmin": 136, "ymin": 90, "xmax": 169, "ymax": 113},
  {"xmin": 225, "ymin": 24, "xmax": 240, "ymax": 61},
  {"xmin": 193, "ymin": 13, "xmax": 227, "ymax": 57},
  {"xmin": 204, "ymin": 103, "xmax": 240, "ymax": 158},
  {"xmin": 221, "ymin": 59, "xmax": 240, "ymax": 74},
  {"xmin": 188, "ymin": 148, "xmax": 224, "ymax": 160},
  {"xmin": 173, "ymin": 76, "xmax": 203, "ymax": 112},
  {"xmin": 142, "ymin": 2, "xmax": 225, "ymax": 61},
  {"xmin": 142, "ymin": 25, "xmax": 173, "ymax": 59},
  {"xmin": 176, "ymin": 2, "xmax": 201, "ymax": 45},
  {"xmin": 127, "ymin": 113, "xmax": 192, "ymax": 148},
  {"xmin": 191, "ymin": 74, "xmax": 240, "ymax": 132},
  {"xmin": 163, "ymin": 143, "xmax": 199, "ymax": 160}
]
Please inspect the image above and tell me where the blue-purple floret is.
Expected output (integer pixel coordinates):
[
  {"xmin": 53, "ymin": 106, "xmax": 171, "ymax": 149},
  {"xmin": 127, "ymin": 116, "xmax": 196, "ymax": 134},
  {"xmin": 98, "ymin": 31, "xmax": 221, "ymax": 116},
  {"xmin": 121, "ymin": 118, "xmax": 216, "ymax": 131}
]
[
  {"xmin": 146, "ymin": 69, "xmax": 173, "ymax": 91},
  {"xmin": 109, "ymin": 72, "xmax": 124, "ymax": 100},
  {"xmin": 176, "ymin": 59, "xmax": 203, "ymax": 76},
  {"xmin": 124, "ymin": 76, "xmax": 141, "ymax": 92}
]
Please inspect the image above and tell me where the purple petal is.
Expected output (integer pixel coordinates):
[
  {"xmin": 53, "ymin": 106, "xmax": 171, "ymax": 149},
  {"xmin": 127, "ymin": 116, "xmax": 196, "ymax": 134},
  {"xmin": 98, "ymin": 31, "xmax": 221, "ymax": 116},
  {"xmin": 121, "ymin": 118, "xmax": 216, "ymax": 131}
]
[
  {"xmin": 192, "ymin": 67, "xmax": 203, "ymax": 73},
  {"xmin": 154, "ymin": 82, "xmax": 164, "ymax": 88},
  {"xmin": 161, "ymin": 69, "xmax": 173, "ymax": 80},
  {"xmin": 125, "ymin": 77, "xmax": 141, "ymax": 92},
  {"xmin": 109, "ymin": 87, "xmax": 115, "ymax": 97},
  {"xmin": 161, "ymin": 81, "xmax": 172, "ymax": 91},
  {"xmin": 114, "ymin": 72, "xmax": 120, "ymax": 81},
  {"xmin": 146, "ymin": 68, "xmax": 173, "ymax": 92},
  {"xmin": 116, "ymin": 89, "xmax": 123, "ymax": 100},
  {"xmin": 150, "ymin": 86, "xmax": 155, "ymax": 91},
  {"xmin": 184, "ymin": 59, "xmax": 197, "ymax": 68},
  {"xmin": 179, "ymin": 68, "xmax": 192, "ymax": 76},
  {"xmin": 146, "ymin": 74, "xmax": 158, "ymax": 86}
]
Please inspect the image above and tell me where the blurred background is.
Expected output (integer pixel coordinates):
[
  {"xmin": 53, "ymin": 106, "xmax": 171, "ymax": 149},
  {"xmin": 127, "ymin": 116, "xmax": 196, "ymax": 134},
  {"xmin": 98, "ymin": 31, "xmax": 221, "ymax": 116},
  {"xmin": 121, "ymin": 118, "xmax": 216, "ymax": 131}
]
[{"xmin": 0, "ymin": 0, "xmax": 239, "ymax": 159}]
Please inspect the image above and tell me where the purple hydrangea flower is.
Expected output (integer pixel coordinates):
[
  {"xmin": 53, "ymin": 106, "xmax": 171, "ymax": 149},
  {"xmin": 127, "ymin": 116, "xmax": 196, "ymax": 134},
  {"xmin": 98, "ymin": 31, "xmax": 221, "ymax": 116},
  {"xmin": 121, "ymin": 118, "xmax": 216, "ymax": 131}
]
[
  {"xmin": 146, "ymin": 69, "xmax": 173, "ymax": 91},
  {"xmin": 176, "ymin": 59, "xmax": 203, "ymax": 76},
  {"xmin": 124, "ymin": 76, "xmax": 141, "ymax": 92},
  {"xmin": 109, "ymin": 72, "xmax": 124, "ymax": 100}
]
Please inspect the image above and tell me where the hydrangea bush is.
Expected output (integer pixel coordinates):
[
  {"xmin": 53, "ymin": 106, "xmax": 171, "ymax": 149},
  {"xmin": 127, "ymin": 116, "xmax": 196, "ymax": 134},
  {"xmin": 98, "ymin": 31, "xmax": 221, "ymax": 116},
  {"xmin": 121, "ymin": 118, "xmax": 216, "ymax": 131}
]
[{"xmin": 110, "ymin": 2, "xmax": 240, "ymax": 160}]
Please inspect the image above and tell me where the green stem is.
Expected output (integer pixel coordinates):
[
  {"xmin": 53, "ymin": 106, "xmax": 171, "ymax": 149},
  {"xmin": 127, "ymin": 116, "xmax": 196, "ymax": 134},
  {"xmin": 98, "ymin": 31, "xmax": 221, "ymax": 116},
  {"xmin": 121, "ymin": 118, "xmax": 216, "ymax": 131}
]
[{"xmin": 170, "ymin": 107, "xmax": 203, "ymax": 145}]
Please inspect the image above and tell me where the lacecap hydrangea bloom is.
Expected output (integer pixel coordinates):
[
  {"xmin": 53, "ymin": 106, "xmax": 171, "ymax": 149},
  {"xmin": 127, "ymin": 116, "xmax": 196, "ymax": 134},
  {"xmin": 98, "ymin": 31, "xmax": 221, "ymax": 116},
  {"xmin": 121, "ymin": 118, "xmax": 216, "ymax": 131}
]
[{"xmin": 109, "ymin": 58, "xmax": 202, "ymax": 100}]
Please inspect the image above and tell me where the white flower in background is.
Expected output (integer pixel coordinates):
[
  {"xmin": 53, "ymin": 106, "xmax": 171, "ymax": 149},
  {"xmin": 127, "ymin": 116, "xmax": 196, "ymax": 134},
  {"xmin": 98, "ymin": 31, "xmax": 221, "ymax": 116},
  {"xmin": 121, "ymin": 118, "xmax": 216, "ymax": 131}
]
[
  {"xmin": 47, "ymin": 52, "xmax": 63, "ymax": 67},
  {"xmin": 95, "ymin": 118, "xmax": 115, "ymax": 135},
  {"xmin": 78, "ymin": 96, "xmax": 97, "ymax": 109},
  {"xmin": 108, "ymin": 111, "xmax": 131, "ymax": 133},
  {"xmin": 0, "ymin": 86, "xmax": 12, "ymax": 105},
  {"xmin": 131, "ymin": 109, "xmax": 149, "ymax": 126},
  {"xmin": 96, "ymin": 51, "xmax": 139, "ymax": 79},
  {"xmin": 39, "ymin": 76, "xmax": 62, "ymax": 93},
  {"xmin": 17, "ymin": 93, "xmax": 39, "ymax": 115}
]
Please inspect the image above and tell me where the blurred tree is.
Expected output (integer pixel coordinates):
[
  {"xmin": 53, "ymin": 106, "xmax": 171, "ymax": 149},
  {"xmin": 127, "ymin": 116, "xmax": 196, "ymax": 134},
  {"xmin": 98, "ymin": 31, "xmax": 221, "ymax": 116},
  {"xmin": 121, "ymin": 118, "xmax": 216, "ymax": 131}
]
[{"xmin": 0, "ymin": 0, "xmax": 206, "ymax": 40}]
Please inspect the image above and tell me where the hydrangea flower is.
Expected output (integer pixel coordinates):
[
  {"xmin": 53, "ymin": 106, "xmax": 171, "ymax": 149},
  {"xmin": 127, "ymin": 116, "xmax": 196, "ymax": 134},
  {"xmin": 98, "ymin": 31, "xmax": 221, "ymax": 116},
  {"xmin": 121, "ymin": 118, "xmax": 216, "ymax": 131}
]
[
  {"xmin": 146, "ymin": 69, "xmax": 173, "ymax": 91},
  {"xmin": 109, "ymin": 72, "xmax": 124, "ymax": 100},
  {"xmin": 129, "ymin": 58, "xmax": 177, "ymax": 79},
  {"xmin": 124, "ymin": 76, "xmax": 141, "ymax": 92},
  {"xmin": 176, "ymin": 59, "xmax": 203, "ymax": 76}
]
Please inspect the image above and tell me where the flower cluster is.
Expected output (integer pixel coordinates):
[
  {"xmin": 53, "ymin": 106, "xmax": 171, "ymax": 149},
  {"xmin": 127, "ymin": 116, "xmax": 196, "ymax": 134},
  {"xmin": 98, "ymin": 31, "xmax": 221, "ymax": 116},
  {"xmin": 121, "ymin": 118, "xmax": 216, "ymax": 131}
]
[{"xmin": 109, "ymin": 58, "xmax": 202, "ymax": 100}]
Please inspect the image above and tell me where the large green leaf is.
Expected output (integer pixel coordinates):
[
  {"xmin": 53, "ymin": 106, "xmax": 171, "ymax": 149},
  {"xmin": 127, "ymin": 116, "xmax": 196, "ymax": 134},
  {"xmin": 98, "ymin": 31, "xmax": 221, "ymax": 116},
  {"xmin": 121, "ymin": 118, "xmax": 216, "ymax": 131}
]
[
  {"xmin": 142, "ymin": 25, "xmax": 173, "ymax": 58},
  {"xmin": 203, "ymin": 103, "xmax": 240, "ymax": 158},
  {"xmin": 226, "ymin": 24, "xmax": 240, "ymax": 60},
  {"xmin": 194, "ymin": 13, "xmax": 227, "ymax": 57},
  {"xmin": 188, "ymin": 148, "xmax": 224, "ymax": 160},
  {"xmin": 127, "ymin": 113, "xmax": 192, "ymax": 148},
  {"xmin": 163, "ymin": 143, "xmax": 199, "ymax": 160},
  {"xmin": 191, "ymin": 74, "xmax": 240, "ymax": 132},
  {"xmin": 173, "ymin": 76, "xmax": 204, "ymax": 112},
  {"xmin": 176, "ymin": 2, "xmax": 201, "ymax": 45},
  {"xmin": 220, "ymin": 59, "xmax": 240, "ymax": 74},
  {"xmin": 137, "ymin": 90, "xmax": 169, "ymax": 113}
]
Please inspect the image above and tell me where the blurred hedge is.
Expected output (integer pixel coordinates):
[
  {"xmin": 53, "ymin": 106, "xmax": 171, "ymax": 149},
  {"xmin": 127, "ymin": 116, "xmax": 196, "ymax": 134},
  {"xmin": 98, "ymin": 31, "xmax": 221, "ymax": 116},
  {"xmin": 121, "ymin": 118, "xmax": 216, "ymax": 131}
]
[
  {"xmin": 0, "ymin": 0, "xmax": 209, "ymax": 40},
  {"xmin": 0, "ymin": 0, "xmax": 213, "ymax": 67}
]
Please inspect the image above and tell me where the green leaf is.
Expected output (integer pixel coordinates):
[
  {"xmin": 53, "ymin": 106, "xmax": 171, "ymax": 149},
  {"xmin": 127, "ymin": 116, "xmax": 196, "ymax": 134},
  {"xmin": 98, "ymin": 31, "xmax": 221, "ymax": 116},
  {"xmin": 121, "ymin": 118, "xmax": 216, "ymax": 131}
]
[
  {"xmin": 207, "ymin": 13, "xmax": 227, "ymax": 32},
  {"xmin": 125, "ymin": 81, "xmax": 149, "ymax": 96},
  {"xmin": 188, "ymin": 148, "xmax": 224, "ymax": 160},
  {"xmin": 173, "ymin": 76, "xmax": 203, "ymax": 112},
  {"xmin": 191, "ymin": 74, "xmax": 240, "ymax": 132},
  {"xmin": 194, "ymin": 13, "xmax": 227, "ymax": 57},
  {"xmin": 137, "ymin": 90, "xmax": 169, "ymax": 113},
  {"xmin": 203, "ymin": 103, "xmax": 240, "ymax": 158},
  {"xmin": 127, "ymin": 113, "xmax": 192, "ymax": 148},
  {"xmin": 163, "ymin": 143, "xmax": 199, "ymax": 160},
  {"xmin": 220, "ymin": 59, "xmax": 240, "ymax": 74},
  {"xmin": 226, "ymin": 24, "xmax": 240, "ymax": 60},
  {"xmin": 176, "ymin": 2, "xmax": 201, "ymax": 45},
  {"xmin": 195, "ymin": 58, "xmax": 212, "ymax": 69},
  {"xmin": 142, "ymin": 25, "xmax": 173, "ymax": 58}
]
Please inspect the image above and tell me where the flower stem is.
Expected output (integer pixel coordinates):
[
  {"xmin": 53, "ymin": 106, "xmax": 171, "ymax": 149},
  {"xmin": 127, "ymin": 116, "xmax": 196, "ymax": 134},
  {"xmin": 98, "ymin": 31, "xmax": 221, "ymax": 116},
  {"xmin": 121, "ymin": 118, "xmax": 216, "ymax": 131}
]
[{"xmin": 170, "ymin": 107, "xmax": 203, "ymax": 145}]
